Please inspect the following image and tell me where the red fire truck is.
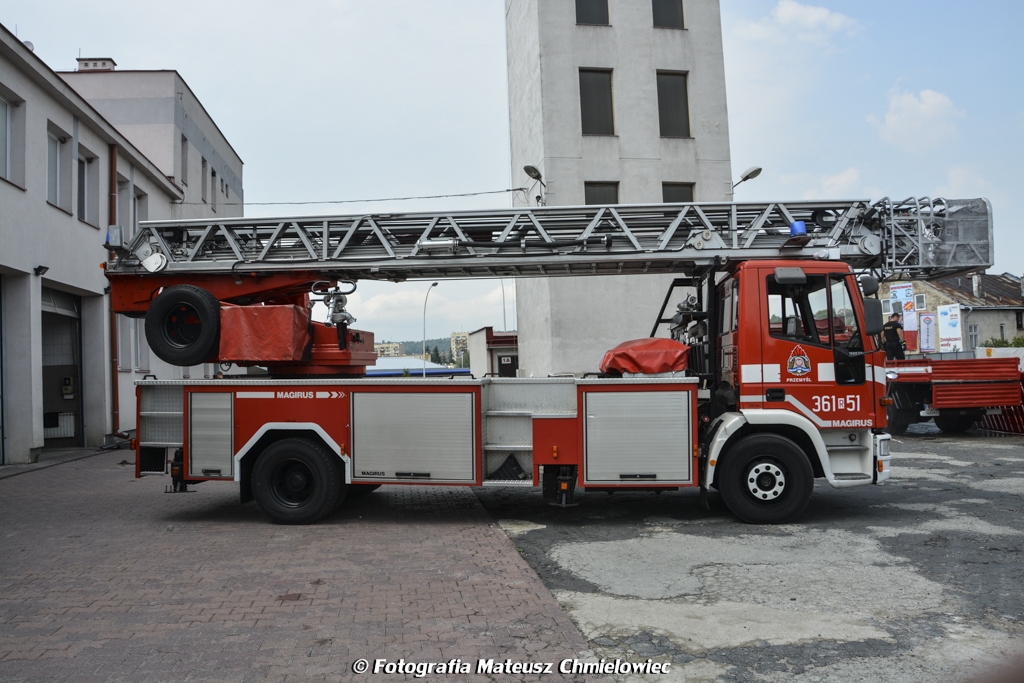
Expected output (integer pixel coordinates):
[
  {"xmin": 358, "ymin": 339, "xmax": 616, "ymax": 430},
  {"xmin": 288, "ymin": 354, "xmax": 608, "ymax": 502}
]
[{"xmin": 105, "ymin": 197, "xmax": 994, "ymax": 524}]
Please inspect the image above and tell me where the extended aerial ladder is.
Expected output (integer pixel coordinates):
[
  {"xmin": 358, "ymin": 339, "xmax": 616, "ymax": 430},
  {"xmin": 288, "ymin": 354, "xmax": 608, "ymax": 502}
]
[{"xmin": 104, "ymin": 196, "xmax": 993, "ymax": 374}]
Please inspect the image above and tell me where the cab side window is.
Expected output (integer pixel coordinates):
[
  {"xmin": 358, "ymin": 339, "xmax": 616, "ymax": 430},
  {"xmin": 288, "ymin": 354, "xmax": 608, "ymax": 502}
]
[{"xmin": 766, "ymin": 275, "xmax": 829, "ymax": 346}]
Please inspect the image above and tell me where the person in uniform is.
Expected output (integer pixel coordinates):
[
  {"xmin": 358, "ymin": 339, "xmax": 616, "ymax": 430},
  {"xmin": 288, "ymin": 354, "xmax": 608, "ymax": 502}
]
[{"xmin": 883, "ymin": 313, "xmax": 905, "ymax": 360}]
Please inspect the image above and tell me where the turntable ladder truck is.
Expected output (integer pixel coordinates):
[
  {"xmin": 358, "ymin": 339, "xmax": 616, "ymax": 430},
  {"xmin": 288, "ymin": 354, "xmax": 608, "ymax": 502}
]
[{"xmin": 104, "ymin": 196, "xmax": 994, "ymax": 524}]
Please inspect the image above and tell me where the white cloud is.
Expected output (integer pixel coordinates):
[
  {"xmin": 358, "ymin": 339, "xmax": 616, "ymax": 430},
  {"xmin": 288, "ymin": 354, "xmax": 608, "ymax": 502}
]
[
  {"xmin": 869, "ymin": 89, "xmax": 965, "ymax": 152},
  {"xmin": 801, "ymin": 167, "xmax": 861, "ymax": 199},
  {"xmin": 736, "ymin": 0, "xmax": 859, "ymax": 47}
]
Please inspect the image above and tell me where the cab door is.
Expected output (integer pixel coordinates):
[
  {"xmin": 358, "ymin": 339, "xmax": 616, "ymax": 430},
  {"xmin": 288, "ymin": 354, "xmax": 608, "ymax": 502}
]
[{"xmin": 759, "ymin": 270, "xmax": 874, "ymax": 429}]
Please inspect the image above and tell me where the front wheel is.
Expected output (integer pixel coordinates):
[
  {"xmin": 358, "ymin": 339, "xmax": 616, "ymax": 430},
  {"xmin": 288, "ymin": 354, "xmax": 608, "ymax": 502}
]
[
  {"xmin": 718, "ymin": 434, "xmax": 814, "ymax": 524},
  {"xmin": 252, "ymin": 438, "xmax": 344, "ymax": 524}
]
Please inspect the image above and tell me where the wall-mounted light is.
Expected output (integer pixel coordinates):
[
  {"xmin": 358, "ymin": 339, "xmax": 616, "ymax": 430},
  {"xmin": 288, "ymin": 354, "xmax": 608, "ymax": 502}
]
[{"xmin": 33, "ymin": 265, "xmax": 49, "ymax": 276}]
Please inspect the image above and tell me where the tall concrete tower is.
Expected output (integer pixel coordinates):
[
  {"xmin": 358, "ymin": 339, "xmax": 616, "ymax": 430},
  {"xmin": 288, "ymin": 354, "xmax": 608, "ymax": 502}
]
[{"xmin": 506, "ymin": 0, "xmax": 732, "ymax": 375}]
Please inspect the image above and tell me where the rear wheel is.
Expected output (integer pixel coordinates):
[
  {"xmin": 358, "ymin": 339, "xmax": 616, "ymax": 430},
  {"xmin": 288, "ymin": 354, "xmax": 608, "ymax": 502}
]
[
  {"xmin": 145, "ymin": 285, "xmax": 221, "ymax": 366},
  {"xmin": 252, "ymin": 438, "xmax": 343, "ymax": 524},
  {"xmin": 934, "ymin": 415, "xmax": 975, "ymax": 434},
  {"xmin": 719, "ymin": 434, "xmax": 814, "ymax": 524}
]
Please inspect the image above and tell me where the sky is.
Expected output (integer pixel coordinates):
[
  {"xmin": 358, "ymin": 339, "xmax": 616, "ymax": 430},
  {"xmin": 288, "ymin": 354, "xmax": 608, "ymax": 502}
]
[{"xmin": 4, "ymin": 0, "xmax": 1021, "ymax": 342}]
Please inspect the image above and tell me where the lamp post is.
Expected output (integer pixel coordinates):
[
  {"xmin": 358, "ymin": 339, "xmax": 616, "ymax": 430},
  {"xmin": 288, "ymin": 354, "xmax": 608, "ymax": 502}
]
[
  {"xmin": 524, "ymin": 165, "xmax": 546, "ymax": 206},
  {"xmin": 422, "ymin": 282, "xmax": 438, "ymax": 377},
  {"xmin": 732, "ymin": 166, "xmax": 763, "ymax": 189},
  {"xmin": 500, "ymin": 279, "xmax": 507, "ymax": 331}
]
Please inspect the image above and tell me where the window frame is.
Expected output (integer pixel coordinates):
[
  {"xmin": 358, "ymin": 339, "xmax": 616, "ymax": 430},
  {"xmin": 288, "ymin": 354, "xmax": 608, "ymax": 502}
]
[
  {"xmin": 579, "ymin": 68, "xmax": 615, "ymax": 136},
  {"xmin": 968, "ymin": 323, "xmax": 979, "ymax": 350},
  {"xmin": 180, "ymin": 135, "xmax": 188, "ymax": 186},
  {"xmin": 662, "ymin": 182, "xmax": 694, "ymax": 203},
  {"xmin": 652, "ymin": 0, "xmax": 685, "ymax": 29},
  {"xmin": 77, "ymin": 155, "xmax": 88, "ymax": 222},
  {"xmin": 656, "ymin": 71, "xmax": 691, "ymax": 138},
  {"xmin": 584, "ymin": 181, "xmax": 619, "ymax": 206},
  {"xmin": 575, "ymin": 0, "xmax": 610, "ymax": 25},
  {"xmin": 0, "ymin": 95, "xmax": 9, "ymax": 181},
  {"xmin": 47, "ymin": 133, "xmax": 60, "ymax": 206}
]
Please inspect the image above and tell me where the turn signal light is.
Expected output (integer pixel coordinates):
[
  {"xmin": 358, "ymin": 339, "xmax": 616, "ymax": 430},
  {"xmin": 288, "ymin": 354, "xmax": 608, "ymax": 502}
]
[
  {"xmin": 878, "ymin": 461, "xmax": 884, "ymax": 473},
  {"xmin": 129, "ymin": 438, "xmax": 138, "ymax": 450},
  {"xmin": 879, "ymin": 397, "xmax": 894, "ymax": 406},
  {"xmin": 560, "ymin": 482, "xmax": 568, "ymax": 491},
  {"xmin": 709, "ymin": 459, "xmax": 717, "ymax": 467}
]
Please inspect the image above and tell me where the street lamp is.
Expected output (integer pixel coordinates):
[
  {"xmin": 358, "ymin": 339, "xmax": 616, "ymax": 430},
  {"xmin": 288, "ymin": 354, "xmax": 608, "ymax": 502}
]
[
  {"xmin": 422, "ymin": 282, "xmax": 438, "ymax": 377},
  {"xmin": 732, "ymin": 166, "xmax": 762, "ymax": 189},
  {"xmin": 524, "ymin": 165, "xmax": 546, "ymax": 205}
]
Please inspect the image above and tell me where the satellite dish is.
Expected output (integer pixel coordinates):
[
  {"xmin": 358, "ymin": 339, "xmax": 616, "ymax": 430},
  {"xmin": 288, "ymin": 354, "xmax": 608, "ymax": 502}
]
[
  {"xmin": 523, "ymin": 165, "xmax": 543, "ymax": 181},
  {"xmin": 23, "ymin": 40, "xmax": 35, "ymax": 52}
]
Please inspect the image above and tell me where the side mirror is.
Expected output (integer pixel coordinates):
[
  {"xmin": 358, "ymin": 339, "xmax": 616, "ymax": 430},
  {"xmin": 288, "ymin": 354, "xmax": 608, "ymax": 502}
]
[
  {"xmin": 862, "ymin": 298, "xmax": 884, "ymax": 336},
  {"xmin": 859, "ymin": 276, "xmax": 879, "ymax": 297}
]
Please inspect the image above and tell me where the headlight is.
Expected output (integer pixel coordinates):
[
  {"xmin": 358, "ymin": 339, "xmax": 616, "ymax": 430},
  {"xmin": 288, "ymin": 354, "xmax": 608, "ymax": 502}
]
[{"xmin": 876, "ymin": 437, "xmax": 890, "ymax": 457}]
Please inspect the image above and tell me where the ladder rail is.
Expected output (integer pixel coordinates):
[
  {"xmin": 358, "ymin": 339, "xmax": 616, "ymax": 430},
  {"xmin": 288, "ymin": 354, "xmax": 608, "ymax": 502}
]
[{"xmin": 108, "ymin": 197, "xmax": 993, "ymax": 281}]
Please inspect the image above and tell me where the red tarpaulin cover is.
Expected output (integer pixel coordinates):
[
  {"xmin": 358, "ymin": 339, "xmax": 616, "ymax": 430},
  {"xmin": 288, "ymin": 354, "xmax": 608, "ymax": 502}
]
[
  {"xmin": 600, "ymin": 338, "xmax": 690, "ymax": 375},
  {"xmin": 219, "ymin": 305, "xmax": 311, "ymax": 363}
]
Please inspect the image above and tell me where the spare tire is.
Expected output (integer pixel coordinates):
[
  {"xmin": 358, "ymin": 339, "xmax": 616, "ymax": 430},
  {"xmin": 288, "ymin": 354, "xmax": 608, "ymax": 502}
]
[{"xmin": 145, "ymin": 285, "xmax": 221, "ymax": 366}]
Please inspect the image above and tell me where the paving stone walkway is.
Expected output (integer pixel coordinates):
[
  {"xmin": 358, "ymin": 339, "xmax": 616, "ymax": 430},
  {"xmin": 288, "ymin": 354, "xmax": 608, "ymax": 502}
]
[{"xmin": 0, "ymin": 453, "xmax": 601, "ymax": 682}]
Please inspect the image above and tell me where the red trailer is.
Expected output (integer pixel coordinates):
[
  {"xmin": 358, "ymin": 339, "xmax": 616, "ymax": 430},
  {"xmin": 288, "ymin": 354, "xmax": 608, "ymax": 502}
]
[{"xmin": 884, "ymin": 357, "xmax": 1023, "ymax": 434}]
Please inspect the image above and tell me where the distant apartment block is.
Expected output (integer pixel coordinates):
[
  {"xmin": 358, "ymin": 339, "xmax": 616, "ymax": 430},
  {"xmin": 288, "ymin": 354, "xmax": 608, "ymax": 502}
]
[{"xmin": 374, "ymin": 342, "xmax": 401, "ymax": 357}]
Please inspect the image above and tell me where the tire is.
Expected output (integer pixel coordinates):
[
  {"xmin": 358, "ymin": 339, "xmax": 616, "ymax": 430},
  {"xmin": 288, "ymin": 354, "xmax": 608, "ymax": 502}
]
[
  {"xmin": 718, "ymin": 434, "xmax": 814, "ymax": 524},
  {"xmin": 252, "ymin": 438, "xmax": 344, "ymax": 524},
  {"xmin": 934, "ymin": 415, "xmax": 975, "ymax": 434},
  {"xmin": 886, "ymin": 405, "xmax": 910, "ymax": 436},
  {"xmin": 345, "ymin": 484, "xmax": 381, "ymax": 500},
  {"xmin": 145, "ymin": 285, "xmax": 221, "ymax": 366}
]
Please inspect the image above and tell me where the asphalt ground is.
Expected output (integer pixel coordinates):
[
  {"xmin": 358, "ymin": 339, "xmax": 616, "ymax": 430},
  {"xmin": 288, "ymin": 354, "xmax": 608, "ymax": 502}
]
[{"xmin": 475, "ymin": 424, "xmax": 1024, "ymax": 682}]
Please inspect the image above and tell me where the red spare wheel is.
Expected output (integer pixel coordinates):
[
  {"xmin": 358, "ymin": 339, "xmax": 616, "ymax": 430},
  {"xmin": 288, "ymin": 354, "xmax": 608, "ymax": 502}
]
[{"xmin": 599, "ymin": 338, "xmax": 690, "ymax": 375}]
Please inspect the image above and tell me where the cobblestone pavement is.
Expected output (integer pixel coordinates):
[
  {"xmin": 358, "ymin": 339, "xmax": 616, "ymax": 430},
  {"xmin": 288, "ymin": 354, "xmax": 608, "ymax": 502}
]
[
  {"xmin": 0, "ymin": 452, "xmax": 603, "ymax": 683},
  {"xmin": 476, "ymin": 426, "xmax": 1024, "ymax": 683}
]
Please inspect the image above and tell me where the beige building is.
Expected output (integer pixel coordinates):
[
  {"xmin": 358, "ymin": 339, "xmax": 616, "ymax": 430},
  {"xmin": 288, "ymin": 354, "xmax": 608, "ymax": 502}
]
[
  {"xmin": 450, "ymin": 332, "xmax": 469, "ymax": 363},
  {"xmin": 506, "ymin": 0, "xmax": 732, "ymax": 375},
  {"xmin": 879, "ymin": 272, "xmax": 1024, "ymax": 354},
  {"xmin": 0, "ymin": 25, "xmax": 242, "ymax": 464},
  {"xmin": 374, "ymin": 342, "xmax": 401, "ymax": 358}
]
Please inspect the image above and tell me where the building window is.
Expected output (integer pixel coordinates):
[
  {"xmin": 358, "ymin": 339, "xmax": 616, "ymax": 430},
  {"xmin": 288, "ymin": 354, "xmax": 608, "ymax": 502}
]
[
  {"xmin": 657, "ymin": 71, "xmax": 690, "ymax": 138},
  {"xmin": 180, "ymin": 136, "xmax": 188, "ymax": 186},
  {"xmin": 914, "ymin": 293, "xmax": 926, "ymax": 311},
  {"xmin": 663, "ymin": 183, "xmax": 694, "ymax": 203},
  {"xmin": 576, "ymin": 0, "xmax": 609, "ymax": 25},
  {"xmin": 77, "ymin": 156, "xmax": 87, "ymax": 221},
  {"xmin": 881, "ymin": 299, "xmax": 893, "ymax": 316},
  {"xmin": 1016, "ymin": 311, "xmax": 1023, "ymax": 331},
  {"xmin": 47, "ymin": 133, "xmax": 60, "ymax": 204},
  {"xmin": 133, "ymin": 189, "xmax": 148, "ymax": 235},
  {"xmin": 579, "ymin": 69, "xmax": 614, "ymax": 135},
  {"xmin": 201, "ymin": 157, "xmax": 208, "ymax": 202},
  {"xmin": 0, "ymin": 95, "xmax": 8, "ymax": 180},
  {"xmin": 584, "ymin": 182, "xmax": 619, "ymax": 205},
  {"xmin": 652, "ymin": 0, "xmax": 684, "ymax": 28},
  {"xmin": 1000, "ymin": 323, "xmax": 1006, "ymax": 340},
  {"xmin": 211, "ymin": 169, "xmax": 217, "ymax": 212},
  {"xmin": 968, "ymin": 323, "xmax": 979, "ymax": 350}
]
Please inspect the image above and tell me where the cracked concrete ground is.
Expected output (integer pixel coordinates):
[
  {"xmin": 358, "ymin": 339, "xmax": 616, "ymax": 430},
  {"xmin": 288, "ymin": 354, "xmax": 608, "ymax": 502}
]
[{"xmin": 476, "ymin": 424, "xmax": 1024, "ymax": 682}]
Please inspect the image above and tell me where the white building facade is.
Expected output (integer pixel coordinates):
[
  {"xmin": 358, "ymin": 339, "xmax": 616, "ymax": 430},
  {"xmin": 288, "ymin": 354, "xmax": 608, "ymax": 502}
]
[
  {"xmin": 506, "ymin": 0, "xmax": 732, "ymax": 375},
  {"xmin": 0, "ymin": 25, "xmax": 242, "ymax": 463}
]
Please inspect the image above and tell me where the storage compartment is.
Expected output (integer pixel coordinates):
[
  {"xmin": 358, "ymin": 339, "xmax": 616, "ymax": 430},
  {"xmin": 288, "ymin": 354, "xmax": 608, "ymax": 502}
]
[
  {"xmin": 352, "ymin": 392, "xmax": 475, "ymax": 482},
  {"xmin": 188, "ymin": 392, "xmax": 234, "ymax": 478},
  {"xmin": 583, "ymin": 390, "xmax": 692, "ymax": 484}
]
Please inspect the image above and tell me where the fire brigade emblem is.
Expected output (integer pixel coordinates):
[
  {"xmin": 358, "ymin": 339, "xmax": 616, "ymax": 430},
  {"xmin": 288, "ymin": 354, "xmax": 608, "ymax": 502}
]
[{"xmin": 787, "ymin": 345, "xmax": 811, "ymax": 376}]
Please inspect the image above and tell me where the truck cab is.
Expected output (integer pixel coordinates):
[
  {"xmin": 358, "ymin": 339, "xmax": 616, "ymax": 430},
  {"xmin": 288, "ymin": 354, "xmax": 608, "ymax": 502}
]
[{"xmin": 691, "ymin": 260, "xmax": 891, "ymax": 522}]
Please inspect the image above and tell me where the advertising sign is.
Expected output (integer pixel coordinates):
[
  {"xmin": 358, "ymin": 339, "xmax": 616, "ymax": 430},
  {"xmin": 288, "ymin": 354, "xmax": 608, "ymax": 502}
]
[
  {"xmin": 889, "ymin": 283, "xmax": 918, "ymax": 352},
  {"xmin": 937, "ymin": 304, "xmax": 962, "ymax": 352},
  {"xmin": 918, "ymin": 312, "xmax": 936, "ymax": 353}
]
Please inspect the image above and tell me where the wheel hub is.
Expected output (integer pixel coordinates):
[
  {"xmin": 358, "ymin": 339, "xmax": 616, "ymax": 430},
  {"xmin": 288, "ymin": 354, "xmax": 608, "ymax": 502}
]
[
  {"xmin": 746, "ymin": 462, "xmax": 786, "ymax": 500},
  {"xmin": 286, "ymin": 469, "xmax": 308, "ymax": 494}
]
